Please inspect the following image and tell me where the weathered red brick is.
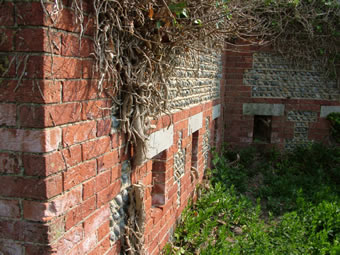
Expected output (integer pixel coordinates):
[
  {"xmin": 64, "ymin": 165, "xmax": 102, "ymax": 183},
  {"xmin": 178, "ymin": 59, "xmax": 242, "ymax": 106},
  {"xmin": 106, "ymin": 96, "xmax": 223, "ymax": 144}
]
[
  {"xmin": 81, "ymin": 99, "xmax": 112, "ymax": 120},
  {"xmin": 0, "ymin": 220, "xmax": 49, "ymax": 243},
  {"xmin": 97, "ymin": 150, "xmax": 119, "ymax": 172},
  {"xmin": 97, "ymin": 119, "xmax": 111, "ymax": 137},
  {"xmin": 82, "ymin": 136, "xmax": 111, "ymax": 161},
  {"xmin": 111, "ymin": 132, "xmax": 126, "ymax": 149},
  {"xmin": 50, "ymin": 225, "xmax": 83, "ymax": 255},
  {"xmin": 83, "ymin": 205, "xmax": 110, "ymax": 235},
  {"xmin": 95, "ymin": 170, "xmax": 111, "ymax": 192},
  {"xmin": 23, "ymin": 186, "xmax": 82, "ymax": 221},
  {"xmin": 106, "ymin": 240, "xmax": 121, "ymax": 255},
  {"xmin": 96, "ymin": 180, "xmax": 121, "ymax": 207},
  {"xmin": 24, "ymin": 245, "xmax": 51, "ymax": 255},
  {"xmin": 111, "ymin": 165, "xmax": 122, "ymax": 182},
  {"xmin": 62, "ymin": 80, "xmax": 98, "ymax": 102},
  {"xmin": 0, "ymin": 200, "xmax": 20, "ymax": 218},
  {"xmin": 0, "ymin": 152, "xmax": 20, "ymax": 174},
  {"xmin": 0, "ymin": 28, "xmax": 14, "ymax": 52},
  {"xmin": 0, "ymin": 2, "xmax": 14, "ymax": 26},
  {"xmin": 46, "ymin": 216, "xmax": 65, "ymax": 242},
  {"xmin": 19, "ymin": 103, "xmax": 82, "ymax": 128},
  {"xmin": 70, "ymin": 233, "xmax": 97, "ymax": 255},
  {"xmin": 0, "ymin": 174, "xmax": 62, "ymax": 199},
  {"xmin": 25, "ymin": 55, "xmax": 82, "ymax": 79},
  {"xmin": 16, "ymin": 28, "xmax": 44, "ymax": 52},
  {"xmin": 61, "ymin": 144, "xmax": 82, "ymax": 168},
  {"xmin": 0, "ymin": 80, "xmax": 61, "ymax": 104},
  {"xmin": 0, "ymin": 127, "xmax": 61, "ymax": 153},
  {"xmin": 61, "ymin": 34, "xmax": 93, "ymax": 57},
  {"xmin": 97, "ymin": 220, "xmax": 110, "ymax": 242},
  {"xmin": 44, "ymin": 55, "xmax": 82, "ymax": 79},
  {"xmin": 16, "ymin": 2, "xmax": 44, "ymax": 25},
  {"xmin": 0, "ymin": 104, "xmax": 16, "ymax": 126},
  {"xmin": 23, "ymin": 201, "xmax": 54, "ymax": 222},
  {"xmin": 62, "ymin": 121, "xmax": 96, "ymax": 146},
  {"xmin": 23, "ymin": 152, "xmax": 65, "ymax": 177},
  {"xmin": 46, "ymin": 8, "xmax": 78, "ymax": 33},
  {"xmin": 0, "ymin": 240, "xmax": 23, "ymax": 255},
  {"xmin": 65, "ymin": 196, "xmax": 96, "ymax": 230},
  {"xmin": 17, "ymin": 28, "xmax": 61, "ymax": 54},
  {"xmin": 88, "ymin": 236, "xmax": 111, "ymax": 255},
  {"xmin": 63, "ymin": 160, "xmax": 96, "ymax": 191},
  {"xmin": 82, "ymin": 59, "xmax": 97, "ymax": 79},
  {"xmin": 83, "ymin": 15, "xmax": 96, "ymax": 36},
  {"xmin": 80, "ymin": 37, "xmax": 94, "ymax": 57},
  {"xmin": 0, "ymin": 55, "xmax": 15, "ymax": 78},
  {"xmin": 83, "ymin": 178, "xmax": 96, "ymax": 200}
]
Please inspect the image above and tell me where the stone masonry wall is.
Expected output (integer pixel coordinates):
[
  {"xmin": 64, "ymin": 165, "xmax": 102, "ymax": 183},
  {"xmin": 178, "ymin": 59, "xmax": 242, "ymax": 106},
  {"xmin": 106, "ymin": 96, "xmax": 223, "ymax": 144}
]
[
  {"xmin": 0, "ymin": 2, "xmax": 223, "ymax": 255},
  {"xmin": 224, "ymin": 47, "xmax": 340, "ymax": 150}
]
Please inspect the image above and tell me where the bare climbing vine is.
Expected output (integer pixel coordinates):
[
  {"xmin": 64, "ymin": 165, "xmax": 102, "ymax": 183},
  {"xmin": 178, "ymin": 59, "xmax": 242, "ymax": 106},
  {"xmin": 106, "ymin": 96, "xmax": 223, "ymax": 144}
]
[
  {"xmin": 2, "ymin": 0, "xmax": 338, "ymax": 166},
  {"xmin": 125, "ymin": 183, "xmax": 146, "ymax": 254}
]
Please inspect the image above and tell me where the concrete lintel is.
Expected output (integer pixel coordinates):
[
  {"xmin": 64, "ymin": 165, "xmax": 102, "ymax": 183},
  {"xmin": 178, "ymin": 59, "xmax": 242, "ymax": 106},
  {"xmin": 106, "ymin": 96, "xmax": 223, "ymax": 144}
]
[
  {"xmin": 243, "ymin": 103, "xmax": 284, "ymax": 116},
  {"xmin": 320, "ymin": 106, "xmax": 340, "ymax": 118},
  {"xmin": 212, "ymin": 104, "xmax": 221, "ymax": 120},
  {"xmin": 188, "ymin": 112, "xmax": 203, "ymax": 135},
  {"xmin": 146, "ymin": 125, "xmax": 174, "ymax": 159}
]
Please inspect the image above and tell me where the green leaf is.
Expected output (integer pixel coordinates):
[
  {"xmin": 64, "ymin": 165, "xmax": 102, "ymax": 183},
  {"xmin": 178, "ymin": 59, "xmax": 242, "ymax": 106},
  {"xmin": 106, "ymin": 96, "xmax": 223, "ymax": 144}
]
[
  {"xmin": 169, "ymin": 2, "xmax": 188, "ymax": 18},
  {"xmin": 194, "ymin": 19, "xmax": 202, "ymax": 26}
]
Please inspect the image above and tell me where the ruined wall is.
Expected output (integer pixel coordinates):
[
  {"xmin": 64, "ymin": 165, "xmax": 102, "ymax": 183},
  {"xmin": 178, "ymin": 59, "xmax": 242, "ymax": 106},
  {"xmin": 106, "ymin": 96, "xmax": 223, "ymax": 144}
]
[
  {"xmin": 224, "ymin": 48, "xmax": 340, "ymax": 150},
  {"xmin": 0, "ymin": 2, "xmax": 223, "ymax": 254}
]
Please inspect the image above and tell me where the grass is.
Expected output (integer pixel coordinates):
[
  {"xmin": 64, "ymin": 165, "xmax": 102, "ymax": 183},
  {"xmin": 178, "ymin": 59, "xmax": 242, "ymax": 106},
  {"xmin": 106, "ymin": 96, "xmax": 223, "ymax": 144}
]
[{"xmin": 163, "ymin": 143, "xmax": 340, "ymax": 255}]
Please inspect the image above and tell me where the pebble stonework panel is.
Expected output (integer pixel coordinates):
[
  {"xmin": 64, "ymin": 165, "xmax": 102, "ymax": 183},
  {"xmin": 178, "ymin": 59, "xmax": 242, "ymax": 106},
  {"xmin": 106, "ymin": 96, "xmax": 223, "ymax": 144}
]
[{"xmin": 244, "ymin": 52, "xmax": 340, "ymax": 100}]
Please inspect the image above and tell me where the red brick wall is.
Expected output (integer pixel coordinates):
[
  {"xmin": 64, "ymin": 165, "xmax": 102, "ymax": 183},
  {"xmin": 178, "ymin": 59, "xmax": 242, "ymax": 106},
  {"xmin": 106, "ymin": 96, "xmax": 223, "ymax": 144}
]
[
  {"xmin": 223, "ymin": 47, "xmax": 340, "ymax": 150},
  {"xmin": 0, "ymin": 1, "xmax": 224, "ymax": 254}
]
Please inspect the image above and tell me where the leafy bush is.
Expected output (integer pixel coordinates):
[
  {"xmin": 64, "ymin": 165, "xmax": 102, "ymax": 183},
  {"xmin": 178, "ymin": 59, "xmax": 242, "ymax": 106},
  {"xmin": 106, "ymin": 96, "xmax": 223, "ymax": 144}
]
[{"xmin": 327, "ymin": 112, "xmax": 340, "ymax": 143}]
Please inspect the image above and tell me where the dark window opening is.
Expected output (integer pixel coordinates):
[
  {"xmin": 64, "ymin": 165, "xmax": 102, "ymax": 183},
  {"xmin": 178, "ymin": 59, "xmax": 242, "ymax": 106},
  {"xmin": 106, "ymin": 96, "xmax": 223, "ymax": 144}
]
[
  {"xmin": 191, "ymin": 131, "xmax": 199, "ymax": 170},
  {"xmin": 213, "ymin": 118, "xmax": 219, "ymax": 147},
  {"xmin": 253, "ymin": 115, "xmax": 272, "ymax": 143},
  {"xmin": 151, "ymin": 150, "xmax": 167, "ymax": 206}
]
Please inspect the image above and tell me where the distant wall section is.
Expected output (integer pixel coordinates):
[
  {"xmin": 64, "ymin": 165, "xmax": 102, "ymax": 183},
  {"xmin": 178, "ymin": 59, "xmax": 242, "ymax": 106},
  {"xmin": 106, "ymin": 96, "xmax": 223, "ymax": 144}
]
[{"xmin": 223, "ymin": 48, "xmax": 340, "ymax": 150}]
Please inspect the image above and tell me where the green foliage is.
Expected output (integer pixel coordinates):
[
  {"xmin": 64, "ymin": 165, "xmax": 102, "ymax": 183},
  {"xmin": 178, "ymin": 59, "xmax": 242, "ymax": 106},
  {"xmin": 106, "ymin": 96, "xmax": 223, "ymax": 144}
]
[
  {"xmin": 217, "ymin": 143, "xmax": 340, "ymax": 214},
  {"xmin": 0, "ymin": 55, "xmax": 9, "ymax": 76},
  {"xmin": 168, "ymin": 2, "xmax": 188, "ymax": 18},
  {"xmin": 327, "ymin": 112, "xmax": 340, "ymax": 143},
  {"xmin": 163, "ymin": 144, "xmax": 340, "ymax": 254}
]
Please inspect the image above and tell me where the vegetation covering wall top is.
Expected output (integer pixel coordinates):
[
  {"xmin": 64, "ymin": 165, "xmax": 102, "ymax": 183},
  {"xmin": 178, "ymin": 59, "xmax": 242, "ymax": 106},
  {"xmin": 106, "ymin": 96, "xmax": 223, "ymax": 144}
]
[{"xmin": 15, "ymin": 0, "xmax": 340, "ymax": 165}]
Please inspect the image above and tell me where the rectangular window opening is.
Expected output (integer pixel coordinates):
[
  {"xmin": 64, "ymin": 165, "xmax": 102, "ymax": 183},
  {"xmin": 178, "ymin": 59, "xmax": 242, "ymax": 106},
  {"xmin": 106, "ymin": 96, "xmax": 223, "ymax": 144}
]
[
  {"xmin": 151, "ymin": 150, "xmax": 167, "ymax": 207},
  {"xmin": 191, "ymin": 130, "xmax": 199, "ymax": 171},
  {"xmin": 253, "ymin": 115, "xmax": 272, "ymax": 143},
  {"xmin": 213, "ymin": 118, "xmax": 219, "ymax": 147}
]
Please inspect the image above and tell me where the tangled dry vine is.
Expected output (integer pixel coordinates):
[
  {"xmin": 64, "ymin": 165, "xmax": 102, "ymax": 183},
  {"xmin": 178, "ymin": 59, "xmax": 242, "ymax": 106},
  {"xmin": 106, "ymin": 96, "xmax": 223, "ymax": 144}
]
[{"xmin": 31, "ymin": 0, "xmax": 340, "ymax": 166}]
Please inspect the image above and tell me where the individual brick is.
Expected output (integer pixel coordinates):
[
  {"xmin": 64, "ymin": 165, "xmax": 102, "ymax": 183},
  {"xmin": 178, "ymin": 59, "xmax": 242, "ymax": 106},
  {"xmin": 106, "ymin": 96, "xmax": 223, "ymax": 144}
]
[
  {"xmin": 0, "ymin": 104, "xmax": 16, "ymax": 126},
  {"xmin": 0, "ymin": 128, "xmax": 61, "ymax": 153},
  {"xmin": 63, "ymin": 160, "xmax": 97, "ymax": 191},
  {"xmin": 62, "ymin": 121, "xmax": 96, "ymax": 146}
]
